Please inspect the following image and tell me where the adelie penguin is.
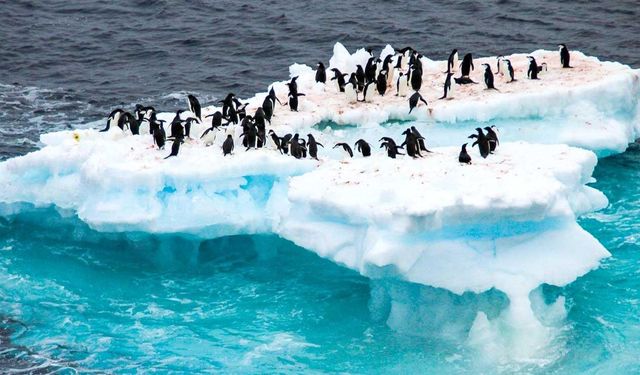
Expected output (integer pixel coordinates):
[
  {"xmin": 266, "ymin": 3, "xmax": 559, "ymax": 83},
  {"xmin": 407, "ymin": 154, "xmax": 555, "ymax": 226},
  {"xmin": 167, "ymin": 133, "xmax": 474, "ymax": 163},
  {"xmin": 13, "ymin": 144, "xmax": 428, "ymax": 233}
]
[
  {"xmin": 153, "ymin": 120, "xmax": 167, "ymax": 149},
  {"xmin": 527, "ymin": 56, "xmax": 540, "ymax": 80},
  {"xmin": 410, "ymin": 126, "xmax": 431, "ymax": 153},
  {"xmin": 458, "ymin": 143, "xmax": 472, "ymax": 164},
  {"xmin": 410, "ymin": 66, "xmax": 422, "ymax": 91},
  {"xmin": 268, "ymin": 130, "xmax": 282, "ymax": 153},
  {"xmin": 468, "ymin": 127, "xmax": 490, "ymax": 158},
  {"xmin": 559, "ymin": 44, "xmax": 572, "ymax": 68},
  {"xmin": 315, "ymin": 62, "xmax": 326, "ymax": 83},
  {"xmin": 481, "ymin": 63, "xmax": 498, "ymax": 90},
  {"xmin": 459, "ymin": 53, "xmax": 474, "ymax": 77},
  {"xmin": 408, "ymin": 92, "xmax": 428, "ymax": 114},
  {"xmin": 330, "ymin": 68, "xmax": 348, "ymax": 92},
  {"xmin": 484, "ymin": 126, "xmax": 499, "ymax": 152},
  {"xmin": 446, "ymin": 49, "xmax": 458, "ymax": 73},
  {"xmin": 379, "ymin": 137, "xmax": 404, "ymax": 159},
  {"xmin": 222, "ymin": 134, "xmax": 234, "ymax": 156},
  {"xmin": 354, "ymin": 139, "xmax": 371, "ymax": 157},
  {"xmin": 439, "ymin": 72, "xmax": 454, "ymax": 99},
  {"xmin": 287, "ymin": 92, "xmax": 305, "ymax": 112},
  {"xmin": 396, "ymin": 72, "xmax": 408, "ymax": 97},
  {"xmin": 365, "ymin": 56, "xmax": 379, "ymax": 83},
  {"xmin": 401, "ymin": 128, "xmax": 423, "ymax": 158},
  {"xmin": 307, "ymin": 134, "xmax": 324, "ymax": 160},
  {"xmin": 333, "ymin": 143, "xmax": 353, "ymax": 158},
  {"xmin": 344, "ymin": 78, "xmax": 358, "ymax": 104},
  {"xmin": 200, "ymin": 113, "xmax": 222, "ymax": 146},
  {"xmin": 164, "ymin": 137, "xmax": 183, "ymax": 159},
  {"xmin": 100, "ymin": 108, "xmax": 124, "ymax": 132},
  {"xmin": 187, "ymin": 94, "xmax": 202, "ymax": 123},
  {"xmin": 361, "ymin": 81, "xmax": 377, "ymax": 102},
  {"xmin": 355, "ymin": 65, "xmax": 366, "ymax": 92},
  {"xmin": 376, "ymin": 71, "xmax": 387, "ymax": 96},
  {"xmin": 219, "ymin": 93, "xmax": 236, "ymax": 119}
]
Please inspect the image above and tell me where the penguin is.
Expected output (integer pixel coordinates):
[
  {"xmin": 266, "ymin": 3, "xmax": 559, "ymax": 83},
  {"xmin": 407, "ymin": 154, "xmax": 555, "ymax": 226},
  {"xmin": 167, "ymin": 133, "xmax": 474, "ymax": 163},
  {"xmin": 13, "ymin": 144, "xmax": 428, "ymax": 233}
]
[
  {"xmin": 200, "ymin": 121, "xmax": 220, "ymax": 147},
  {"xmin": 496, "ymin": 55, "xmax": 504, "ymax": 75},
  {"xmin": 100, "ymin": 108, "xmax": 124, "ymax": 132},
  {"xmin": 289, "ymin": 134, "xmax": 304, "ymax": 159},
  {"xmin": 219, "ymin": 93, "xmax": 236, "ymax": 119},
  {"xmin": 204, "ymin": 111, "xmax": 227, "ymax": 131},
  {"xmin": 361, "ymin": 81, "xmax": 377, "ymax": 102},
  {"xmin": 458, "ymin": 143, "xmax": 472, "ymax": 164},
  {"xmin": 222, "ymin": 134, "xmax": 234, "ymax": 156},
  {"xmin": 468, "ymin": 127, "xmax": 490, "ymax": 158},
  {"xmin": 454, "ymin": 77, "xmax": 477, "ymax": 85},
  {"xmin": 439, "ymin": 72, "xmax": 454, "ymax": 99},
  {"xmin": 365, "ymin": 57, "xmax": 379, "ymax": 83},
  {"xmin": 164, "ymin": 138, "xmax": 183, "ymax": 159},
  {"xmin": 484, "ymin": 126, "xmax": 499, "ymax": 152},
  {"xmin": 379, "ymin": 137, "xmax": 404, "ymax": 158},
  {"xmin": 262, "ymin": 94, "xmax": 275, "ymax": 123},
  {"xmin": 354, "ymin": 139, "xmax": 371, "ymax": 157},
  {"xmin": 401, "ymin": 128, "xmax": 422, "ymax": 158},
  {"xmin": 344, "ymin": 80, "xmax": 358, "ymax": 104},
  {"xmin": 315, "ymin": 62, "xmax": 326, "ymax": 83},
  {"xmin": 288, "ymin": 92, "xmax": 305, "ymax": 112},
  {"xmin": 307, "ymin": 134, "xmax": 324, "ymax": 160},
  {"xmin": 330, "ymin": 68, "xmax": 348, "ymax": 92},
  {"xmin": 460, "ymin": 53, "xmax": 474, "ymax": 77},
  {"xmin": 504, "ymin": 59, "xmax": 516, "ymax": 82},
  {"xmin": 559, "ymin": 44, "xmax": 571, "ymax": 68},
  {"xmin": 527, "ymin": 56, "xmax": 540, "ymax": 79},
  {"xmin": 119, "ymin": 112, "xmax": 139, "ymax": 135},
  {"xmin": 183, "ymin": 117, "xmax": 198, "ymax": 138},
  {"xmin": 287, "ymin": 76, "xmax": 300, "ymax": 97},
  {"xmin": 482, "ymin": 63, "xmax": 498, "ymax": 90},
  {"xmin": 153, "ymin": 120, "xmax": 166, "ymax": 149},
  {"xmin": 280, "ymin": 133, "xmax": 293, "ymax": 154},
  {"xmin": 268, "ymin": 130, "xmax": 282, "ymax": 153},
  {"xmin": 408, "ymin": 92, "xmax": 428, "ymax": 114},
  {"xmin": 333, "ymin": 143, "xmax": 353, "ymax": 158},
  {"xmin": 240, "ymin": 122, "xmax": 258, "ymax": 150},
  {"xmin": 446, "ymin": 49, "xmax": 459, "ymax": 73},
  {"xmin": 376, "ymin": 71, "xmax": 387, "ymax": 96},
  {"xmin": 169, "ymin": 110, "xmax": 185, "ymax": 140},
  {"xmin": 254, "ymin": 108, "xmax": 267, "ymax": 147},
  {"xmin": 537, "ymin": 62, "xmax": 548, "ymax": 74},
  {"xmin": 187, "ymin": 94, "xmax": 202, "ymax": 122},
  {"xmin": 410, "ymin": 66, "xmax": 422, "ymax": 91},
  {"xmin": 355, "ymin": 65, "xmax": 366, "ymax": 92},
  {"xmin": 396, "ymin": 71, "xmax": 409, "ymax": 97},
  {"xmin": 410, "ymin": 126, "xmax": 431, "ymax": 153}
]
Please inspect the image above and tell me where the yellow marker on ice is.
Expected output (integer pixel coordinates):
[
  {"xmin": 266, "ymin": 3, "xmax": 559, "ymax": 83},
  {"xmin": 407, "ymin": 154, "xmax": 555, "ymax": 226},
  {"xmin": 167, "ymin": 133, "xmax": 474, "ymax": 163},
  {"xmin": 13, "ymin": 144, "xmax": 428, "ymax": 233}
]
[{"xmin": 72, "ymin": 132, "xmax": 80, "ymax": 142}]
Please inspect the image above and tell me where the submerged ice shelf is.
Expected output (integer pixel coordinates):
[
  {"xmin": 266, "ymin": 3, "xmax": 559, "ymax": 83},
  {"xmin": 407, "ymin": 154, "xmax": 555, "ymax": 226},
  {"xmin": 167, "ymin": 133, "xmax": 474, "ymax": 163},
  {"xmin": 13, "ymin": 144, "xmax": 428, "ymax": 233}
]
[{"xmin": 0, "ymin": 42, "xmax": 638, "ymax": 361}]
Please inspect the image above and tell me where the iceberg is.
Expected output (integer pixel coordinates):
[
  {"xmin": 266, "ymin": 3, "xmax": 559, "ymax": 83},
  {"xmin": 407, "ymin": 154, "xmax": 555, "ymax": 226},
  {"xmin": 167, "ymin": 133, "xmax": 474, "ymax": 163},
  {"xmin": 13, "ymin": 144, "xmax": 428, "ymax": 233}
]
[{"xmin": 1, "ymin": 42, "xmax": 637, "ymax": 361}]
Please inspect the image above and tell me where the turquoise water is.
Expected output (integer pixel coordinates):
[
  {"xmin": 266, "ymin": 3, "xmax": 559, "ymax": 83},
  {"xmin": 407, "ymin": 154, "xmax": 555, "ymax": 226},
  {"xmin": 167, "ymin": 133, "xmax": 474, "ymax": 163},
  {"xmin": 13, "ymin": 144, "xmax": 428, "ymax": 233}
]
[{"xmin": 0, "ymin": 144, "xmax": 639, "ymax": 373}]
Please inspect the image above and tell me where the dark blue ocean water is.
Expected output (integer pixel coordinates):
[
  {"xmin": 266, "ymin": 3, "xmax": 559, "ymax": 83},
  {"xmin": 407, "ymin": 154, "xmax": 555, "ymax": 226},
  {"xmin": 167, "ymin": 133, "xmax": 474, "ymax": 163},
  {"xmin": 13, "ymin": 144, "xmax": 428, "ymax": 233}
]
[{"xmin": 1, "ymin": 0, "xmax": 639, "ymax": 373}]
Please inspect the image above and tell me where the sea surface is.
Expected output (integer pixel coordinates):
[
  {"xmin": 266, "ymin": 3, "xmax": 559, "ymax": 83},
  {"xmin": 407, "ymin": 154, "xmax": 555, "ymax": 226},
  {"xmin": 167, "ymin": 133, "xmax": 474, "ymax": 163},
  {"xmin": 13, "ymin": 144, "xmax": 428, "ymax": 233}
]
[{"xmin": 1, "ymin": 0, "xmax": 639, "ymax": 373}]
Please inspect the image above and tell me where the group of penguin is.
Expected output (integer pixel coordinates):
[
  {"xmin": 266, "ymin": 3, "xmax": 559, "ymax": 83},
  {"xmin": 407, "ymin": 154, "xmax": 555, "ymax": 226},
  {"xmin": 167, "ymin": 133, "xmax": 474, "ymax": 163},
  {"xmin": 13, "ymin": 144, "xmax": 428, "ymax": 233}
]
[
  {"xmin": 100, "ymin": 44, "xmax": 571, "ymax": 162},
  {"xmin": 315, "ymin": 44, "xmax": 572, "ymax": 113}
]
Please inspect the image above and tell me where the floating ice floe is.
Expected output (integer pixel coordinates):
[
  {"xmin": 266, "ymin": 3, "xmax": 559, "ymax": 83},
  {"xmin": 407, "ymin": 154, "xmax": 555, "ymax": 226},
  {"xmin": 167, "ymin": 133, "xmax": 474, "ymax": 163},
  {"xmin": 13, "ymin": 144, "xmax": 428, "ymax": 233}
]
[{"xmin": 1, "ymin": 42, "xmax": 638, "ymax": 361}]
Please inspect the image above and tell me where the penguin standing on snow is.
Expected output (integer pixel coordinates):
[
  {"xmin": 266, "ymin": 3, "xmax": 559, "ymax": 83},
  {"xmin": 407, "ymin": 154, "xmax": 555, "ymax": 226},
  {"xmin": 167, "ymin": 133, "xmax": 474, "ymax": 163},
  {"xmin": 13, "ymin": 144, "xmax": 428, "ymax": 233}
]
[
  {"xmin": 222, "ymin": 134, "xmax": 234, "ymax": 156},
  {"xmin": 315, "ymin": 62, "xmax": 326, "ymax": 83},
  {"xmin": 307, "ymin": 134, "xmax": 324, "ymax": 160},
  {"xmin": 164, "ymin": 137, "xmax": 183, "ymax": 159},
  {"xmin": 396, "ymin": 71, "xmax": 408, "ymax": 97},
  {"xmin": 354, "ymin": 139, "xmax": 371, "ymax": 157},
  {"xmin": 153, "ymin": 120, "xmax": 166, "ymax": 149},
  {"xmin": 330, "ymin": 68, "xmax": 348, "ymax": 92},
  {"xmin": 484, "ymin": 126, "xmax": 500, "ymax": 153},
  {"xmin": 379, "ymin": 137, "xmax": 404, "ymax": 159},
  {"xmin": 482, "ymin": 63, "xmax": 498, "ymax": 90},
  {"xmin": 504, "ymin": 59, "xmax": 516, "ymax": 82},
  {"xmin": 439, "ymin": 72, "xmax": 454, "ymax": 99},
  {"xmin": 527, "ymin": 56, "xmax": 540, "ymax": 80},
  {"xmin": 446, "ymin": 49, "xmax": 458, "ymax": 73},
  {"xmin": 376, "ymin": 71, "xmax": 387, "ymax": 96},
  {"xmin": 187, "ymin": 94, "xmax": 202, "ymax": 122},
  {"xmin": 469, "ymin": 127, "xmax": 490, "ymax": 158},
  {"xmin": 559, "ymin": 44, "xmax": 572, "ymax": 68},
  {"xmin": 459, "ymin": 53, "xmax": 474, "ymax": 77},
  {"xmin": 410, "ymin": 66, "xmax": 422, "ymax": 91},
  {"xmin": 458, "ymin": 143, "xmax": 472, "ymax": 164}
]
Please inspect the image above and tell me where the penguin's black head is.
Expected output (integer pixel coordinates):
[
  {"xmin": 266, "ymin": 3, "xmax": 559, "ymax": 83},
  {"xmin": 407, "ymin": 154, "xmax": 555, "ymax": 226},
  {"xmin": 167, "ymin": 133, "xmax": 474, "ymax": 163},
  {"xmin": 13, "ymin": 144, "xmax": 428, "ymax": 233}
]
[
  {"xmin": 475, "ymin": 127, "xmax": 482, "ymax": 132},
  {"xmin": 558, "ymin": 44, "xmax": 566, "ymax": 49},
  {"xmin": 318, "ymin": 62, "xmax": 324, "ymax": 67},
  {"xmin": 452, "ymin": 49, "xmax": 458, "ymax": 54},
  {"xmin": 462, "ymin": 143, "xmax": 467, "ymax": 149},
  {"xmin": 484, "ymin": 126, "xmax": 491, "ymax": 131}
]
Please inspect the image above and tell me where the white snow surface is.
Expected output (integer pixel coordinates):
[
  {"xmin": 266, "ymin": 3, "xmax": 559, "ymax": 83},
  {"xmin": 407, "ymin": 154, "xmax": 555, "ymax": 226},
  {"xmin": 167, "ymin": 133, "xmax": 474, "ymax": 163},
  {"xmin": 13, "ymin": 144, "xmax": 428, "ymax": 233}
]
[{"xmin": 0, "ymin": 42, "xmax": 630, "ymax": 303}]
